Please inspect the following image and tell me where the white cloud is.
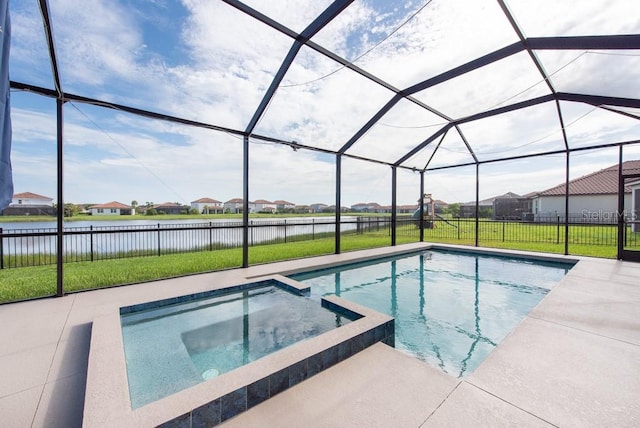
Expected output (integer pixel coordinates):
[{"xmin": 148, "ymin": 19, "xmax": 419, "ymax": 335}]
[{"xmin": 7, "ymin": 0, "xmax": 640, "ymax": 208}]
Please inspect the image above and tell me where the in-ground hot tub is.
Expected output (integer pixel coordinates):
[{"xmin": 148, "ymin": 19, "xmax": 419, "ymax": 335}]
[
  {"xmin": 83, "ymin": 275, "xmax": 394, "ymax": 427},
  {"xmin": 121, "ymin": 279, "xmax": 357, "ymax": 408}
]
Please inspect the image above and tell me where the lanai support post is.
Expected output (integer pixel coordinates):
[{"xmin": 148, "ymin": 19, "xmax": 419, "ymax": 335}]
[
  {"xmin": 419, "ymin": 171, "xmax": 425, "ymax": 242},
  {"xmin": 564, "ymin": 152, "xmax": 570, "ymax": 255},
  {"xmin": 391, "ymin": 166, "xmax": 397, "ymax": 246},
  {"xmin": 56, "ymin": 99, "xmax": 64, "ymax": 297},
  {"xmin": 475, "ymin": 163, "xmax": 480, "ymax": 247},
  {"xmin": 242, "ymin": 135, "xmax": 249, "ymax": 268},
  {"xmin": 335, "ymin": 154, "xmax": 342, "ymax": 254},
  {"xmin": 617, "ymin": 145, "xmax": 625, "ymax": 259}
]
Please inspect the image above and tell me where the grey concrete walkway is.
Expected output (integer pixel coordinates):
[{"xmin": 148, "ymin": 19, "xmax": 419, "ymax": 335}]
[
  {"xmin": 0, "ymin": 244, "xmax": 638, "ymax": 427},
  {"xmin": 223, "ymin": 255, "xmax": 640, "ymax": 428}
]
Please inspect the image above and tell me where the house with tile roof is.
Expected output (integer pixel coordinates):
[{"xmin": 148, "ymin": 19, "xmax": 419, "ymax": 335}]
[
  {"xmin": 223, "ymin": 198, "xmax": 256, "ymax": 214},
  {"xmin": 309, "ymin": 203, "xmax": 328, "ymax": 213},
  {"xmin": 2, "ymin": 192, "xmax": 56, "ymax": 216},
  {"xmin": 273, "ymin": 200, "xmax": 296, "ymax": 212},
  {"xmin": 90, "ymin": 201, "xmax": 133, "ymax": 216},
  {"xmin": 350, "ymin": 202, "xmax": 382, "ymax": 213},
  {"xmin": 530, "ymin": 160, "xmax": 640, "ymax": 222},
  {"xmin": 253, "ymin": 199, "xmax": 277, "ymax": 213},
  {"xmin": 11, "ymin": 192, "xmax": 53, "ymax": 207},
  {"xmin": 190, "ymin": 197, "xmax": 223, "ymax": 214},
  {"xmin": 153, "ymin": 202, "xmax": 188, "ymax": 215}
]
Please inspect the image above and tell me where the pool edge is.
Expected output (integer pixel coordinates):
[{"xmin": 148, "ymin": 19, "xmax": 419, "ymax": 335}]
[{"xmin": 83, "ymin": 277, "xmax": 394, "ymax": 428}]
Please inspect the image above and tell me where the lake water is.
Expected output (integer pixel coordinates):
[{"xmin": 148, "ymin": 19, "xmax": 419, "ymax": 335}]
[{"xmin": 0, "ymin": 217, "xmax": 361, "ymax": 259}]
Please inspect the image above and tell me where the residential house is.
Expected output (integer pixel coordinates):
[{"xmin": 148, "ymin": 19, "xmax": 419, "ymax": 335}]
[
  {"xmin": 350, "ymin": 202, "xmax": 382, "ymax": 213},
  {"xmin": 397, "ymin": 204, "xmax": 419, "ymax": 214},
  {"xmin": 2, "ymin": 192, "xmax": 55, "ymax": 216},
  {"xmin": 90, "ymin": 201, "xmax": 133, "ymax": 216},
  {"xmin": 191, "ymin": 198, "xmax": 223, "ymax": 214},
  {"xmin": 309, "ymin": 203, "xmax": 328, "ymax": 213},
  {"xmin": 459, "ymin": 197, "xmax": 494, "ymax": 218},
  {"xmin": 253, "ymin": 199, "xmax": 277, "ymax": 213},
  {"xmin": 530, "ymin": 160, "xmax": 640, "ymax": 223},
  {"xmin": 154, "ymin": 202, "xmax": 187, "ymax": 215},
  {"xmin": 492, "ymin": 192, "xmax": 531, "ymax": 220},
  {"xmin": 223, "ymin": 198, "xmax": 256, "ymax": 214},
  {"xmin": 273, "ymin": 200, "xmax": 296, "ymax": 212}
]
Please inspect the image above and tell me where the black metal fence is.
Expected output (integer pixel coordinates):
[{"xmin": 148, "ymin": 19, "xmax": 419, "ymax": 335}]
[
  {"xmin": 1, "ymin": 216, "xmax": 638, "ymax": 269},
  {"xmin": 0, "ymin": 218, "xmax": 343, "ymax": 269}
]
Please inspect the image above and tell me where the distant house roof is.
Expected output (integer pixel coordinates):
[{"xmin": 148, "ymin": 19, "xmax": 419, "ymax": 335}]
[
  {"xmin": 460, "ymin": 192, "xmax": 526, "ymax": 207},
  {"xmin": 191, "ymin": 197, "xmax": 221, "ymax": 204},
  {"xmin": 433, "ymin": 199, "xmax": 448, "ymax": 206},
  {"xmin": 91, "ymin": 201, "xmax": 131, "ymax": 209},
  {"xmin": 273, "ymin": 200, "xmax": 294, "ymax": 205},
  {"xmin": 494, "ymin": 192, "xmax": 522, "ymax": 199},
  {"xmin": 13, "ymin": 192, "xmax": 52, "ymax": 200},
  {"xmin": 225, "ymin": 198, "xmax": 245, "ymax": 204},
  {"xmin": 253, "ymin": 199, "xmax": 273, "ymax": 204},
  {"xmin": 154, "ymin": 202, "xmax": 182, "ymax": 208},
  {"xmin": 352, "ymin": 202, "xmax": 381, "ymax": 208},
  {"xmin": 536, "ymin": 161, "xmax": 640, "ymax": 196}
]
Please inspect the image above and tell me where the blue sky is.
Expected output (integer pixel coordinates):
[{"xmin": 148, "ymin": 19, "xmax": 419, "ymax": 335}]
[{"xmin": 7, "ymin": 0, "xmax": 640, "ymax": 206}]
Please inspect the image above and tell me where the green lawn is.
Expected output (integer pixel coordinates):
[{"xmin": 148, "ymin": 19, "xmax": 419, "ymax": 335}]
[
  {"xmin": 0, "ymin": 219, "xmax": 631, "ymax": 303},
  {"xmin": 0, "ymin": 235, "xmax": 397, "ymax": 302}
]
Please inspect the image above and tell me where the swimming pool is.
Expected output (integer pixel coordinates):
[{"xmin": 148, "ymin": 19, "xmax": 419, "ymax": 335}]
[
  {"xmin": 120, "ymin": 279, "xmax": 356, "ymax": 408},
  {"xmin": 290, "ymin": 249, "xmax": 573, "ymax": 377}
]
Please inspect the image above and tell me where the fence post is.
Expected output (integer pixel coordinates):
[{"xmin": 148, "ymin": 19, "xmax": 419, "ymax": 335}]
[
  {"xmin": 556, "ymin": 216, "xmax": 560, "ymax": 245},
  {"xmin": 90, "ymin": 225, "xmax": 94, "ymax": 262},
  {"xmin": 209, "ymin": 221, "xmax": 213, "ymax": 251},
  {"xmin": 0, "ymin": 227, "xmax": 3, "ymax": 269},
  {"xmin": 502, "ymin": 221, "xmax": 505, "ymax": 242},
  {"xmin": 157, "ymin": 223, "xmax": 161, "ymax": 256},
  {"xmin": 284, "ymin": 219, "xmax": 287, "ymax": 243},
  {"xmin": 457, "ymin": 218, "xmax": 460, "ymax": 240}
]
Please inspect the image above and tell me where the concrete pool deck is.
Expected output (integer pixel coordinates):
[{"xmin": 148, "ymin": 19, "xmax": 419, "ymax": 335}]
[{"xmin": 1, "ymin": 243, "xmax": 639, "ymax": 427}]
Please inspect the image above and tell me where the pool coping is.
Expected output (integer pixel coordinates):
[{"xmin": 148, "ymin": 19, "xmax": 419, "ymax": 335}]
[
  {"xmin": 83, "ymin": 274, "xmax": 394, "ymax": 428},
  {"xmin": 257, "ymin": 243, "xmax": 580, "ymax": 279}
]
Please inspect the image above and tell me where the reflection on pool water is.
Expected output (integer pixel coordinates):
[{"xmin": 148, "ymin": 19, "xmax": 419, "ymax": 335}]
[
  {"xmin": 120, "ymin": 282, "xmax": 352, "ymax": 408},
  {"xmin": 290, "ymin": 250, "xmax": 573, "ymax": 377}
]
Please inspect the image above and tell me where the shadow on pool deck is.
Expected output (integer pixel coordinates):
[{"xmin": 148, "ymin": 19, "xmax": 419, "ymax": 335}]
[{"xmin": 1, "ymin": 243, "xmax": 639, "ymax": 427}]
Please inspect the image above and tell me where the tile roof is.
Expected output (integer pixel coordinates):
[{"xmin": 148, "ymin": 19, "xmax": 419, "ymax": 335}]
[
  {"xmin": 191, "ymin": 197, "xmax": 221, "ymax": 203},
  {"xmin": 537, "ymin": 161, "xmax": 640, "ymax": 196},
  {"xmin": 13, "ymin": 192, "xmax": 53, "ymax": 200},
  {"xmin": 154, "ymin": 202, "xmax": 183, "ymax": 208},
  {"xmin": 90, "ymin": 201, "xmax": 131, "ymax": 209},
  {"xmin": 273, "ymin": 200, "xmax": 294, "ymax": 205},
  {"xmin": 253, "ymin": 199, "xmax": 273, "ymax": 204}
]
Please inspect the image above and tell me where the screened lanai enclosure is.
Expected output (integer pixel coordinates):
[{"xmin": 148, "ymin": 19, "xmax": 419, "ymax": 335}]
[{"xmin": 2, "ymin": 0, "xmax": 640, "ymax": 301}]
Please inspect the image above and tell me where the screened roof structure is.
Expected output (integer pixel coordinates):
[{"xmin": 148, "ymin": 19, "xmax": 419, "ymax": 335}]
[
  {"xmin": 11, "ymin": 0, "xmax": 640, "ymax": 174},
  {"xmin": 7, "ymin": 0, "xmax": 640, "ymax": 270}
]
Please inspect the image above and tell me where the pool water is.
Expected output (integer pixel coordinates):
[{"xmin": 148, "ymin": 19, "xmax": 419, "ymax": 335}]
[
  {"xmin": 121, "ymin": 283, "xmax": 352, "ymax": 408},
  {"xmin": 290, "ymin": 250, "xmax": 573, "ymax": 377}
]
